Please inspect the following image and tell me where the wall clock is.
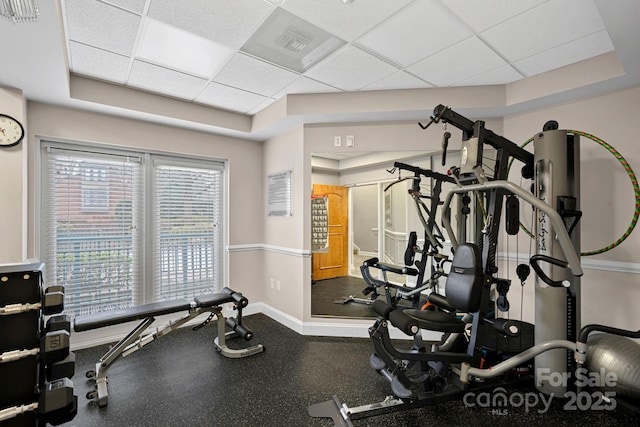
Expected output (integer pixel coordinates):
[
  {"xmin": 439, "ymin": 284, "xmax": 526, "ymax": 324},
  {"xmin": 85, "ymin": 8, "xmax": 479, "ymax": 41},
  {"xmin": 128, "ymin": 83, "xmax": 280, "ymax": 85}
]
[{"xmin": 0, "ymin": 114, "xmax": 25, "ymax": 147}]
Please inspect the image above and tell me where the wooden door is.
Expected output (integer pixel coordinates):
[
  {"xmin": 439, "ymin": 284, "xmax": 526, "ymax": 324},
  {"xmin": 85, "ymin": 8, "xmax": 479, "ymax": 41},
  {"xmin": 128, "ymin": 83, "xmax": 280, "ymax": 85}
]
[{"xmin": 312, "ymin": 184, "xmax": 348, "ymax": 281}]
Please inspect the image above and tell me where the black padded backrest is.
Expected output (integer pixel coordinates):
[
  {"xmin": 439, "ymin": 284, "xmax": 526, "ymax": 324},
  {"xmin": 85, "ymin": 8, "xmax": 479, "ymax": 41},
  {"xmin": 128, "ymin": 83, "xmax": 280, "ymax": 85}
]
[{"xmin": 445, "ymin": 243, "xmax": 483, "ymax": 313}]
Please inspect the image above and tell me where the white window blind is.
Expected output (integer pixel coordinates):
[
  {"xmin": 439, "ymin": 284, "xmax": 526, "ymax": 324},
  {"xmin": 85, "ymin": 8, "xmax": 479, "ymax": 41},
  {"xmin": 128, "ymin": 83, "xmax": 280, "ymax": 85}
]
[
  {"xmin": 40, "ymin": 142, "xmax": 225, "ymax": 319},
  {"xmin": 40, "ymin": 145, "xmax": 143, "ymax": 318},
  {"xmin": 152, "ymin": 159, "xmax": 223, "ymax": 301}
]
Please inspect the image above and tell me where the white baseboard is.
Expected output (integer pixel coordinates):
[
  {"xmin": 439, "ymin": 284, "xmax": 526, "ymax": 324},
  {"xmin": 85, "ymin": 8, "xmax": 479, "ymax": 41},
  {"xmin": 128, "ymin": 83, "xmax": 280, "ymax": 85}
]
[{"xmin": 258, "ymin": 302, "xmax": 436, "ymax": 341}]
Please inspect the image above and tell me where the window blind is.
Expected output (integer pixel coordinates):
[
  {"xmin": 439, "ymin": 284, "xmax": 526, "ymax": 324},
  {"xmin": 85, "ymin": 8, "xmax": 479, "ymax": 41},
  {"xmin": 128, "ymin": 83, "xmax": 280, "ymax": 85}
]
[
  {"xmin": 152, "ymin": 159, "xmax": 223, "ymax": 301},
  {"xmin": 40, "ymin": 142, "xmax": 225, "ymax": 318},
  {"xmin": 40, "ymin": 145, "xmax": 143, "ymax": 317}
]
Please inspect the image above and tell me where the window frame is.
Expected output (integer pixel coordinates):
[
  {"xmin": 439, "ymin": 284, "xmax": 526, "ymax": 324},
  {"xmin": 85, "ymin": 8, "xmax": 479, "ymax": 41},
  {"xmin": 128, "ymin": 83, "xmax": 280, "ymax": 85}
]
[{"xmin": 36, "ymin": 137, "xmax": 228, "ymax": 316}]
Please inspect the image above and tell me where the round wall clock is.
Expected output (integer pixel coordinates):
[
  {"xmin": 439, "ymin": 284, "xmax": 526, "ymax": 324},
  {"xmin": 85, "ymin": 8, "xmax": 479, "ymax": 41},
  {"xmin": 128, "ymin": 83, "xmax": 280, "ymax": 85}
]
[{"xmin": 0, "ymin": 114, "xmax": 25, "ymax": 147}]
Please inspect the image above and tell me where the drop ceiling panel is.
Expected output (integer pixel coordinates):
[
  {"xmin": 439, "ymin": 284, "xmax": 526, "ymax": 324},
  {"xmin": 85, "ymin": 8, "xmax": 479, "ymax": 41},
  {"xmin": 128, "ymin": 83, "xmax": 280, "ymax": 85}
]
[
  {"xmin": 481, "ymin": 0, "xmax": 607, "ymax": 62},
  {"xmin": 440, "ymin": 0, "xmax": 548, "ymax": 32},
  {"xmin": 68, "ymin": 42, "xmax": 131, "ymax": 85},
  {"xmin": 213, "ymin": 53, "xmax": 299, "ymax": 97},
  {"xmin": 128, "ymin": 60, "xmax": 208, "ymax": 100},
  {"xmin": 196, "ymin": 82, "xmax": 268, "ymax": 113},
  {"xmin": 357, "ymin": 0, "xmax": 472, "ymax": 67},
  {"xmin": 146, "ymin": 0, "xmax": 275, "ymax": 49},
  {"xmin": 136, "ymin": 18, "xmax": 235, "ymax": 78},
  {"xmin": 364, "ymin": 71, "xmax": 432, "ymax": 91},
  {"xmin": 281, "ymin": 0, "xmax": 412, "ymax": 42},
  {"xmin": 515, "ymin": 30, "xmax": 614, "ymax": 77},
  {"xmin": 408, "ymin": 37, "xmax": 507, "ymax": 86},
  {"xmin": 305, "ymin": 45, "xmax": 399, "ymax": 91},
  {"xmin": 65, "ymin": 0, "xmax": 141, "ymax": 56}
]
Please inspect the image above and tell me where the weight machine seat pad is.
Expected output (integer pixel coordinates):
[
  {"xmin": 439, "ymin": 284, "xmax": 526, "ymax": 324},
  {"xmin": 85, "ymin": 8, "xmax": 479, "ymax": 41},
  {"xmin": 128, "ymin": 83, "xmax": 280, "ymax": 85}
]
[
  {"xmin": 445, "ymin": 243, "xmax": 483, "ymax": 313},
  {"xmin": 73, "ymin": 300, "xmax": 191, "ymax": 332},
  {"xmin": 403, "ymin": 309, "xmax": 465, "ymax": 333}
]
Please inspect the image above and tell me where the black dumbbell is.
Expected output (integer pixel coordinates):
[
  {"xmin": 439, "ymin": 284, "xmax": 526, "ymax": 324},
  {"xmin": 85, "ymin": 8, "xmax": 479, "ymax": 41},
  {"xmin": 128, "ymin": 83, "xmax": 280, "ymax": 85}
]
[
  {"xmin": 44, "ymin": 315, "xmax": 75, "ymax": 380},
  {"xmin": 38, "ymin": 378, "xmax": 77, "ymax": 425},
  {"xmin": 43, "ymin": 395, "xmax": 78, "ymax": 426},
  {"xmin": 40, "ymin": 330, "xmax": 70, "ymax": 364},
  {"xmin": 43, "ymin": 287, "xmax": 65, "ymax": 315},
  {"xmin": 47, "ymin": 351, "xmax": 75, "ymax": 381},
  {"xmin": 46, "ymin": 314, "xmax": 71, "ymax": 334},
  {"xmin": 45, "ymin": 285, "xmax": 65, "ymax": 294}
]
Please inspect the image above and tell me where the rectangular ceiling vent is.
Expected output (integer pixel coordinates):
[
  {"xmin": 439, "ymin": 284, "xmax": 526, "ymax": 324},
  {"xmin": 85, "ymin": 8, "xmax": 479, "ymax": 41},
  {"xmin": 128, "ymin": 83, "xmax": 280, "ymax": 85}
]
[
  {"xmin": 277, "ymin": 29, "xmax": 311, "ymax": 53},
  {"xmin": 241, "ymin": 8, "xmax": 345, "ymax": 73}
]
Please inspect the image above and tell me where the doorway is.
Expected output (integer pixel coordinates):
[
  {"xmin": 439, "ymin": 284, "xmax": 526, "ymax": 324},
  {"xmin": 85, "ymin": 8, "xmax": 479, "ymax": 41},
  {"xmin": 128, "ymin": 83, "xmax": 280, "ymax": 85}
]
[
  {"xmin": 311, "ymin": 184, "xmax": 349, "ymax": 281},
  {"xmin": 310, "ymin": 151, "xmax": 428, "ymax": 318},
  {"xmin": 349, "ymin": 184, "xmax": 379, "ymax": 277}
]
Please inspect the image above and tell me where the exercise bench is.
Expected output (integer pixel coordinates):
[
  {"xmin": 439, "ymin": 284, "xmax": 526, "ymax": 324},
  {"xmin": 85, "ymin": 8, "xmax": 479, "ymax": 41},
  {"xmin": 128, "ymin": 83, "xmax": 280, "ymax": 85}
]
[{"xmin": 73, "ymin": 287, "xmax": 264, "ymax": 407}]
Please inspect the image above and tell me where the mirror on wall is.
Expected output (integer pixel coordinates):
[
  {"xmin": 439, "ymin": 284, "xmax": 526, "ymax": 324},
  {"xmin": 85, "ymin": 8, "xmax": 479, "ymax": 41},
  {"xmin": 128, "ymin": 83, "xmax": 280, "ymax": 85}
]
[{"xmin": 310, "ymin": 151, "xmax": 457, "ymax": 319}]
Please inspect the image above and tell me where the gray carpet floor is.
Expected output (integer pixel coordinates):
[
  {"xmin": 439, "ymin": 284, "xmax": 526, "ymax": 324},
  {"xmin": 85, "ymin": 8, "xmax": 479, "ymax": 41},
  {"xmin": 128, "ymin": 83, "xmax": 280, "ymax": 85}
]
[{"xmin": 57, "ymin": 313, "xmax": 640, "ymax": 427}]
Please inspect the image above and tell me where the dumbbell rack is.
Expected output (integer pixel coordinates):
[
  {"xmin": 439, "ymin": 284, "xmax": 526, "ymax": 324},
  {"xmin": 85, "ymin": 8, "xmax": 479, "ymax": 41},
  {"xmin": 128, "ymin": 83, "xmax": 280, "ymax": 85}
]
[{"xmin": 0, "ymin": 263, "xmax": 77, "ymax": 426}]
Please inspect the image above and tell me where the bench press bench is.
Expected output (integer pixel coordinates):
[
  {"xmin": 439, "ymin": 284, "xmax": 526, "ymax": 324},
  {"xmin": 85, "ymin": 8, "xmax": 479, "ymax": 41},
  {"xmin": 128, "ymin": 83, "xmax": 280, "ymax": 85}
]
[{"xmin": 73, "ymin": 287, "xmax": 264, "ymax": 407}]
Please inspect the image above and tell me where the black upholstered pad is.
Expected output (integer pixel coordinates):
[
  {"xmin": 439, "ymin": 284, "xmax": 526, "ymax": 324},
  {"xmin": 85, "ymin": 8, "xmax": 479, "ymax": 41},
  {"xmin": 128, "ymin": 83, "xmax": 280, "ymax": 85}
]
[
  {"xmin": 403, "ymin": 309, "xmax": 465, "ymax": 333},
  {"xmin": 194, "ymin": 293, "xmax": 234, "ymax": 308},
  {"xmin": 74, "ymin": 300, "xmax": 191, "ymax": 332},
  {"xmin": 445, "ymin": 243, "xmax": 483, "ymax": 313},
  {"xmin": 375, "ymin": 262, "xmax": 419, "ymax": 276}
]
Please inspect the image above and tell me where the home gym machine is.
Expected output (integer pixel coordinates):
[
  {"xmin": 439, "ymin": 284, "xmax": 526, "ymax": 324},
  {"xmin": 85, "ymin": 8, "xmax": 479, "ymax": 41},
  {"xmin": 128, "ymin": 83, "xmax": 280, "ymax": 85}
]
[
  {"xmin": 338, "ymin": 162, "xmax": 455, "ymax": 309},
  {"xmin": 309, "ymin": 104, "xmax": 640, "ymax": 425}
]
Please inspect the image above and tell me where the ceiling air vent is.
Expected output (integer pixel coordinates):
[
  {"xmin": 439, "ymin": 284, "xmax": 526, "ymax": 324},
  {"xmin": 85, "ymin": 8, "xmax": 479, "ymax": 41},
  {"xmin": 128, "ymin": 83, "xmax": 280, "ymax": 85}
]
[
  {"xmin": 241, "ymin": 8, "xmax": 345, "ymax": 73},
  {"xmin": 277, "ymin": 29, "xmax": 311, "ymax": 53}
]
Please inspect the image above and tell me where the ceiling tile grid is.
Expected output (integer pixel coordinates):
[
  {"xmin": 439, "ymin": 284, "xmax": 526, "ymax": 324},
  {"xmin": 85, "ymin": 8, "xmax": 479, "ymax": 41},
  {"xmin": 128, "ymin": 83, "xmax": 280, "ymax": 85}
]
[
  {"xmin": 65, "ymin": 0, "xmax": 141, "ymax": 57},
  {"xmin": 439, "ymin": 0, "xmax": 549, "ymax": 33},
  {"xmin": 479, "ymin": 0, "xmax": 607, "ymax": 63},
  {"xmin": 280, "ymin": 0, "xmax": 413, "ymax": 42},
  {"xmin": 135, "ymin": 18, "xmax": 236, "ymax": 79},
  {"xmin": 62, "ymin": 0, "xmax": 616, "ymax": 115},
  {"xmin": 196, "ymin": 82, "xmax": 269, "ymax": 114},
  {"xmin": 212, "ymin": 53, "xmax": 299, "ymax": 97},
  {"xmin": 356, "ymin": 0, "xmax": 472, "ymax": 68},
  {"xmin": 127, "ymin": 60, "xmax": 209, "ymax": 100},
  {"xmin": 103, "ymin": 0, "xmax": 147, "ymax": 14},
  {"xmin": 514, "ymin": 29, "xmax": 615, "ymax": 77},
  {"xmin": 407, "ymin": 36, "xmax": 512, "ymax": 86},
  {"xmin": 145, "ymin": 0, "xmax": 276, "ymax": 49},
  {"xmin": 68, "ymin": 41, "xmax": 131, "ymax": 85},
  {"xmin": 304, "ymin": 45, "xmax": 399, "ymax": 91},
  {"xmin": 456, "ymin": 64, "xmax": 523, "ymax": 87}
]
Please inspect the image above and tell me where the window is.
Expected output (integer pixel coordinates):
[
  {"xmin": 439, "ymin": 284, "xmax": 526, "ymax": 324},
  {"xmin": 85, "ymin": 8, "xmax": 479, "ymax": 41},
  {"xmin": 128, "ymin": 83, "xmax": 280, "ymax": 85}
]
[
  {"xmin": 39, "ymin": 142, "xmax": 224, "ymax": 318},
  {"xmin": 152, "ymin": 158, "xmax": 223, "ymax": 302}
]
